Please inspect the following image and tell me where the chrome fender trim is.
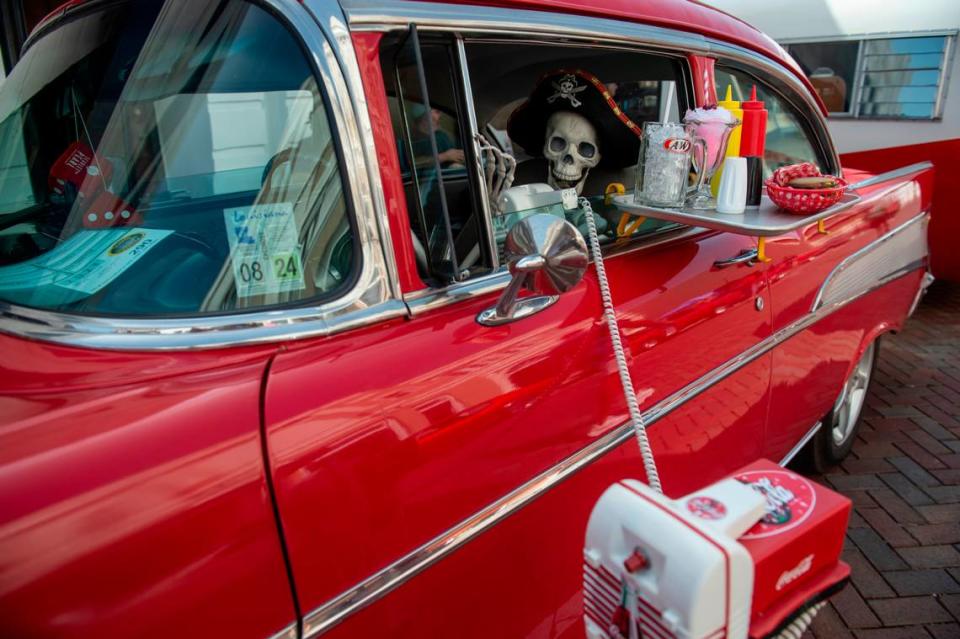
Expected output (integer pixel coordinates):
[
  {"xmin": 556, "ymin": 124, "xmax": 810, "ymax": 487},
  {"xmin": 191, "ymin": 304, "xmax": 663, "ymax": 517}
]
[
  {"xmin": 813, "ymin": 211, "xmax": 930, "ymax": 313},
  {"xmin": 909, "ymin": 271, "xmax": 936, "ymax": 318},
  {"xmin": 779, "ymin": 421, "xmax": 821, "ymax": 466}
]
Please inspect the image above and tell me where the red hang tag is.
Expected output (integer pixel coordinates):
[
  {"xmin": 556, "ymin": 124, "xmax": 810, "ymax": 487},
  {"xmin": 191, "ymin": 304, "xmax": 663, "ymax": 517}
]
[{"xmin": 48, "ymin": 141, "xmax": 113, "ymax": 198}]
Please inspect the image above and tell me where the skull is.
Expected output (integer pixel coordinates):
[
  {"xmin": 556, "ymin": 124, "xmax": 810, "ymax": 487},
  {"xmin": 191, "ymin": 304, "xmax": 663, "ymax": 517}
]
[{"xmin": 542, "ymin": 111, "xmax": 601, "ymax": 194}]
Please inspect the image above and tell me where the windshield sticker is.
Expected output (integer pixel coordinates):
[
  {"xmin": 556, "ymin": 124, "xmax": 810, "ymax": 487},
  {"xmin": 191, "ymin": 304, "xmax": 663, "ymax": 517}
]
[
  {"xmin": 0, "ymin": 228, "xmax": 172, "ymax": 299},
  {"xmin": 224, "ymin": 203, "xmax": 305, "ymax": 298}
]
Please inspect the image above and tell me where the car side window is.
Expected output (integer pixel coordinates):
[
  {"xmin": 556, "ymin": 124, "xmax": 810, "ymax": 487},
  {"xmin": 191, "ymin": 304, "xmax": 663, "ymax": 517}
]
[
  {"xmin": 0, "ymin": 0, "xmax": 355, "ymax": 317},
  {"xmin": 379, "ymin": 33, "xmax": 691, "ymax": 288},
  {"xmin": 464, "ymin": 42, "xmax": 689, "ymax": 256},
  {"xmin": 715, "ymin": 67, "xmax": 826, "ymax": 178}
]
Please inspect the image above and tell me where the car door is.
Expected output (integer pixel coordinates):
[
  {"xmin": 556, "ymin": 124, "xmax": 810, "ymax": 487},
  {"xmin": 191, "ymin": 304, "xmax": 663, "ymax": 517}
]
[
  {"xmin": 713, "ymin": 66, "xmax": 934, "ymax": 462},
  {"xmin": 263, "ymin": 19, "xmax": 773, "ymax": 638}
]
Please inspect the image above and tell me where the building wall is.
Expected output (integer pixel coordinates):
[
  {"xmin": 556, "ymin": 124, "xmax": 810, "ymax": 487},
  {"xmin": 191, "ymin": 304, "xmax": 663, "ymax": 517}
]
[{"xmin": 706, "ymin": 0, "xmax": 960, "ymax": 152}]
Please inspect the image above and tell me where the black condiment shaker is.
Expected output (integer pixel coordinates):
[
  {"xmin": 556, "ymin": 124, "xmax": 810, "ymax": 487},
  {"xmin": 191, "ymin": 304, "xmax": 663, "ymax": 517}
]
[{"xmin": 745, "ymin": 156, "xmax": 763, "ymax": 207}]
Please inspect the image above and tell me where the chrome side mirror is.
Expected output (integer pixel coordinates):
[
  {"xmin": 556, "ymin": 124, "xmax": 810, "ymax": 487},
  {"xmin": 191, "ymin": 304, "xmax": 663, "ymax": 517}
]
[{"xmin": 477, "ymin": 214, "xmax": 589, "ymax": 326}]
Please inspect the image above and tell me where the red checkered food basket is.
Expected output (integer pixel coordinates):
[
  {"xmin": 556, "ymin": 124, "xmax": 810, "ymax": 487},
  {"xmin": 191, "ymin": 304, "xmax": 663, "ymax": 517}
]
[{"xmin": 765, "ymin": 163, "xmax": 847, "ymax": 215}]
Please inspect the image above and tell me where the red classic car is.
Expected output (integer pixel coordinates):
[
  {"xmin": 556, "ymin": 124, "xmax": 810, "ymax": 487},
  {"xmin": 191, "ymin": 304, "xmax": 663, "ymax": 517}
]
[{"xmin": 0, "ymin": 0, "xmax": 932, "ymax": 638}]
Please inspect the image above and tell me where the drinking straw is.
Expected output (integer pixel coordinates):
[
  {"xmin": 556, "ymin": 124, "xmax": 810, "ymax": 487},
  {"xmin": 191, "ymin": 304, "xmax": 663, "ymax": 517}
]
[{"xmin": 661, "ymin": 81, "xmax": 675, "ymax": 124}]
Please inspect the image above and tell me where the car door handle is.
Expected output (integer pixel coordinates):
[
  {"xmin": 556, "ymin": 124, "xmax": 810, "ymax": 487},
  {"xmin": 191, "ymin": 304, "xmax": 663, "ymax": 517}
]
[{"xmin": 713, "ymin": 248, "xmax": 758, "ymax": 268}]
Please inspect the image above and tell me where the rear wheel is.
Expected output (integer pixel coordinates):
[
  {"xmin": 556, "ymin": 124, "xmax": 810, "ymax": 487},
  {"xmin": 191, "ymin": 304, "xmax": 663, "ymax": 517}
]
[{"xmin": 812, "ymin": 339, "xmax": 878, "ymax": 471}]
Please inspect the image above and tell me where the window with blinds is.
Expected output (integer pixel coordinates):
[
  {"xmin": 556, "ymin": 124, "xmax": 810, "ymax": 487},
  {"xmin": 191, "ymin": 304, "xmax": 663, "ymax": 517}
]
[{"xmin": 787, "ymin": 33, "xmax": 955, "ymax": 120}]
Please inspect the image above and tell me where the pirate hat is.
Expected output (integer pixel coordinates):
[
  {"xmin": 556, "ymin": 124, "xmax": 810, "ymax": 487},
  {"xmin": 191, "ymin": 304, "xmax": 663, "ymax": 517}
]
[{"xmin": 507, "ymin": 69, "xmax": 642, "ymax": 169}]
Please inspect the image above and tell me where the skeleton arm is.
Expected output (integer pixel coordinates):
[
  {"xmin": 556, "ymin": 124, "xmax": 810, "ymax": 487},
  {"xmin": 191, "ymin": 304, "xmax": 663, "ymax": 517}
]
[{"xmin": 475, "ymin": 133, "xmax": 517, "ymax": 216}]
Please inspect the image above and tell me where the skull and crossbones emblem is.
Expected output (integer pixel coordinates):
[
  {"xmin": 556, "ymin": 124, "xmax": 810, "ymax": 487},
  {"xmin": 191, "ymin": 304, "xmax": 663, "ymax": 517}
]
[{"xmin": 547, "ymin": 74, "xmax": 587, "ymax": 108}]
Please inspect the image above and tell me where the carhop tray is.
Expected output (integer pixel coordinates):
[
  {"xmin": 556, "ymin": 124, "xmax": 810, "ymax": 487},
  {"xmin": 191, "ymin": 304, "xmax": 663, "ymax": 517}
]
[{"xmin": 610, "ymin": 191, "xmax": 862, "ymax": 237}]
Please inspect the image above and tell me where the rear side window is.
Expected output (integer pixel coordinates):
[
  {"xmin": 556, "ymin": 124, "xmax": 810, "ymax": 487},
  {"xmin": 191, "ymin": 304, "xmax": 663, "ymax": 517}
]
[
  {"xmin": 715, "ymin": 67, "xmax": 825, "ymax": 177},
  {"xmin": 0, "ymin": 0, "xmax": 354, "ymax": 317}
]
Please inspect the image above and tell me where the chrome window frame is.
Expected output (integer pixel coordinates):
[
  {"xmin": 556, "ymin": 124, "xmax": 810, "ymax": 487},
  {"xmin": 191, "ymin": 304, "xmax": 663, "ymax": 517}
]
[
  {"xmin": 712, "ymin": 61, "xmax": 839, "ymax": 176},
  {"xmin": 342, "ymin": 0, "xmax": 840, "ymax": 312},
  {"xmin": 0, "ymin": 0, "xmax": 406, "ymax": 351},
  {"xmin": 340, "ymin": 0, "xmax": 838, "ymax": 171}
]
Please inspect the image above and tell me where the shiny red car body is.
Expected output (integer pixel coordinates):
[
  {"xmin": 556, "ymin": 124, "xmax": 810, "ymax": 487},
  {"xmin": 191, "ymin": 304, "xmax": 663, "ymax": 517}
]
[{"xmin": 0, "ymin": 1, "xmax": 933, "ymax": 638}]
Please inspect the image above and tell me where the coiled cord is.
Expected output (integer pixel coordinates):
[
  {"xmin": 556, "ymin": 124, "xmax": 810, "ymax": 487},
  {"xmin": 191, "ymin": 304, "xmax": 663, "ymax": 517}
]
[
  {"xmin": 772, "ymin": 601, "xmax": 826, "ymax": 639},
  {"xmin": 580, "ymin": 197, "xmax": 662, "ymax": 494}
]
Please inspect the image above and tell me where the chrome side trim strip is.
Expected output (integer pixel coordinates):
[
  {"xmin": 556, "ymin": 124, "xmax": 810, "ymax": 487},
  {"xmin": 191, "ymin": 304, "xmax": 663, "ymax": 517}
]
[
  {"xmin": 813, "ymin": 212, "xmax": 929, "ymax": 312},
  {"xmin": 267, "ymin": 622, "xmax": 298, "ymax": 639},
  {"xmin": 302, "ymin": 213, "xmax": 928, "ymax": 636},
  {"xmin": 0, "ymin": 0, "xmax": 405, "ymax": 351},
  {"xmin": 845, "ymin": 161, "xmax": 934, "ymax": 192},
  {"xmin": 779, "ymin": 421, "xmax": 821, "ymax": 466}
]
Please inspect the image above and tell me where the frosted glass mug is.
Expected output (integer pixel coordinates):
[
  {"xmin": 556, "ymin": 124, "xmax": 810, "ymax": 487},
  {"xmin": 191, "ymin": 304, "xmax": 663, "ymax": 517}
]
[{"xmin": 634, "ymin": 122, "xmax": 706, "ymax": 208}]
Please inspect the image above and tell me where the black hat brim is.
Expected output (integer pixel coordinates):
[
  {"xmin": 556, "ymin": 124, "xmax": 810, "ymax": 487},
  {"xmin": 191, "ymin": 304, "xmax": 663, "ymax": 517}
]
[{"xmin": 507, "ymin": 69, "xmax": 642, "ymax": 169}]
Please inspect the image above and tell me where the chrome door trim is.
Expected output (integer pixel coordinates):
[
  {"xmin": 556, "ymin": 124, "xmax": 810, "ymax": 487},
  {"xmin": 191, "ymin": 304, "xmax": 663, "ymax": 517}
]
[
  {"xmin": 779, "ymin": 421, "xmax": 821, "ymax": 466},
  {"xmin": 403, "ymin": 224, "xmax": 705, "ymax": 315},
  {"xmin": 339, "ymin": 0, "xmax": 840, "ymax": 173},
  {"xmin": 455, "ymin": 36, "xmax": 500, "ymax": 271},
  {"xmin": 0, "ymin": 0, "xmax": 406, "ymax": 351},
  {"xmin": 302, "ymin": 212, "xmax": 929, "ymax": 636},
  {"xmin": 304, "ymin": 2, "xmax": 403, "ymax": 300}
]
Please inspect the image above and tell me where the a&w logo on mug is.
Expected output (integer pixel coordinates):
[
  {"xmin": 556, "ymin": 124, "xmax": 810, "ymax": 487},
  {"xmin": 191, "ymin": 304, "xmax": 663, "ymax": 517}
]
[{"xmin": 663, "ymin": 138, "xmax": 691, "ymax": 153}]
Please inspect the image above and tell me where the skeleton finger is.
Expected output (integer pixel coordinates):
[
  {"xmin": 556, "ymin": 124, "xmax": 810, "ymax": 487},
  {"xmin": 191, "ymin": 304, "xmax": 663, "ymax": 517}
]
[
  {"xmin": 475, "ymin": 134, "xmax": 518, "ymax": 216},
  {"xmin": 476, "ymin": 134, "xmax": 497, "ymax": 195},
  {"xmin": 476, "ymin": 134, "xmax": 502, "ymax": 213}
]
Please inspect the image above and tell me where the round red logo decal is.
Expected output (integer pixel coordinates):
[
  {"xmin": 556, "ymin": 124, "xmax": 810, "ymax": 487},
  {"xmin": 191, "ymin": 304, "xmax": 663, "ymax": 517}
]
[
  {"xmin": 663, "ymin": 138, "xmax": 692, "ymax": 154},
  {"xmin": 686, "ymin": 496, "xmax": 727, "ymax": 520},
  {"xmin": 736, "ymin": 470, "xmax": 817, "ymax": 539}
]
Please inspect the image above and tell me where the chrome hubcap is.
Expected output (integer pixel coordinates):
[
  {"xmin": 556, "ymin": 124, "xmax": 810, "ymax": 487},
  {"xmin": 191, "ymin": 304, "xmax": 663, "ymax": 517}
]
[{"xmin": 832, "ymin": 342, "xmax": 875, "ymax": 446}]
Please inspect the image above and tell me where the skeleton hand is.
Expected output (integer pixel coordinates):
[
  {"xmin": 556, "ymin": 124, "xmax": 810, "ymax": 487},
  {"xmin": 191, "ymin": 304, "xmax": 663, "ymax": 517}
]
[{"xmin": 475, "ymin": 134, "xmax": 517, "ymax": 216}]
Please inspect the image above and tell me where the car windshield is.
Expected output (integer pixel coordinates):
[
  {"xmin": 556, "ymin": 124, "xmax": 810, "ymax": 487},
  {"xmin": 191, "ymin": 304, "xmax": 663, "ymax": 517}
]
[{"xmin": 0, "ymin": 0, "xmax": 354, "ymax": 317}]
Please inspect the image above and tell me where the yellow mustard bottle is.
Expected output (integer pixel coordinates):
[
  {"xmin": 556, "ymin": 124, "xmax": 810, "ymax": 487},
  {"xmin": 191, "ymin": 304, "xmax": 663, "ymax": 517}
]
[{"xmin": 711, "ymin": 85, "xmax": 743, "ymax": 197}]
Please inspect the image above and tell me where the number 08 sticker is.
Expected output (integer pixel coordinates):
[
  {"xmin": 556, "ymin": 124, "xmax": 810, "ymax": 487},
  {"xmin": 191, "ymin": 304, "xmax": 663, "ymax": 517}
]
[{"xmin": 224, "ymin": 203, "xmax": 306, "ymax": 298}]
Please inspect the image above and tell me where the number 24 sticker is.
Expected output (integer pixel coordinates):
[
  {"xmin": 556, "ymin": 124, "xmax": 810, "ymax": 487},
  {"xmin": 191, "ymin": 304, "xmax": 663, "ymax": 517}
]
[
  {"xmin": 236, "ymin": 253, "xmax": 302, "ymax": 283},
  {"xmin": 272, "ymin": 252, "xmax": 301, "ymax": 280}
]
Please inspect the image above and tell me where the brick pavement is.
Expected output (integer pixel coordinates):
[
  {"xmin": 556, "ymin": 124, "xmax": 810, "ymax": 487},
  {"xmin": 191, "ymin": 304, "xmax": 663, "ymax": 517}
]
[{"xmin": 800, "ymin": 281, "xmax": 960, "ymax": 638}]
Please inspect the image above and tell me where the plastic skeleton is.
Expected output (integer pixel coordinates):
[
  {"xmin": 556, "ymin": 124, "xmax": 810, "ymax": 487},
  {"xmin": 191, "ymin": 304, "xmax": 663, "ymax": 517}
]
[
  {"xmin": 543, "ymin": 111, "xmax": 600, "ymax": 194},
  {"xmin": 475, "ymin": 134, "xmax": 517, "ymax": 216}
]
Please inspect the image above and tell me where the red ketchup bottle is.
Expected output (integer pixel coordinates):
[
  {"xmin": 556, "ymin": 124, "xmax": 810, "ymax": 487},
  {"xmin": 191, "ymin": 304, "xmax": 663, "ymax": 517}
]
[{"xmin": 740, "ymin": 85, "xmax": 767, "ymax": 206}]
